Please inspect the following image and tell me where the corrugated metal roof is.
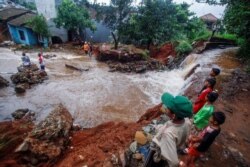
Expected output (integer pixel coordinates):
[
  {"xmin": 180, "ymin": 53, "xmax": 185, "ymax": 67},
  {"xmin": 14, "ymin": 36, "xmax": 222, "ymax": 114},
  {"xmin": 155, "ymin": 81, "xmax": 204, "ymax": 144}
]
[
  {"xmin": 0, "ymin": 7, "xmax": 29, "ymax": 20},
  {"xmin": 200, "ymin": 13, "xmax": 218, "ymax": 23},
  {"xmin": 8, "ymin": 12, "xmax": 36, "ymax": 26}
]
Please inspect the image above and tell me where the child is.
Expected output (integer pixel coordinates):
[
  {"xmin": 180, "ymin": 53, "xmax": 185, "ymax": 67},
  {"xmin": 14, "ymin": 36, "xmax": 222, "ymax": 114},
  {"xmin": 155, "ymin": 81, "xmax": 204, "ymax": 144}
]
[
  {"xmin": 210, "ymin": 67, "xmax": 220, "ymax": 78},
  {"xmin": 185, "ymin": 111, "xmax": 226, "ymax": 167},
  {"xmin": 199, "ymin": 68, "xmax": 221, "ymax": 93},
  {"xmin": 38, "ymin": 53, "xmax": 45, "ymax": 71},
  {"xmin": 193, "ymin": 91, "xmax": 219, "ymax": 130},
  {"xmin": 193, "ymin": 78, "xmax": 216, "ymax": 114},
  {"xmin": 21, "ymin": 52, "xmax": 31, "ymax": 67}
]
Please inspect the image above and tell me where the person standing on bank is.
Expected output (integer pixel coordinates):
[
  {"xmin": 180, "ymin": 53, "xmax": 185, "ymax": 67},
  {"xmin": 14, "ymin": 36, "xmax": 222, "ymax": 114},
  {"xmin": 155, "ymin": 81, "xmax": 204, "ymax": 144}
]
[
  {"xmin": 38, "ymin": 53, "xmax": 45, "ymax": 71},
  {"xmin": 144, "ymin": 92, "xmax": 193, "ymax": 167}
]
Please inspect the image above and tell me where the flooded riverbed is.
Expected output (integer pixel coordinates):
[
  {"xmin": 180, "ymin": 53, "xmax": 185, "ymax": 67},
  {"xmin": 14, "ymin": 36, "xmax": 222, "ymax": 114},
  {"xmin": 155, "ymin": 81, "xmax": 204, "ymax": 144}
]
[{"xmin": 0, "ymin": 47, "xmax": 237, "ymax": 127}]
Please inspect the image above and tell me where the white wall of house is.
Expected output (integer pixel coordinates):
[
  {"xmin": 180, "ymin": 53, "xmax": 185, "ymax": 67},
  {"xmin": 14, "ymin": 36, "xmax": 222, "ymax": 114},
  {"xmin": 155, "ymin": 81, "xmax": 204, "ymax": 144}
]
[{"xmin": 35, "ymin": 0, "xmax": 68, "ymax": 42}]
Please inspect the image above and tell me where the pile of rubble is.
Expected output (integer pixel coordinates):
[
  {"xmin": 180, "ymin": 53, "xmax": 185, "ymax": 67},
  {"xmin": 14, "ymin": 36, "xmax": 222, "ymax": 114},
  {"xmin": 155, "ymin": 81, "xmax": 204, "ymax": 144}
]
[
  {"xmin": 96, "ymin": 45, "xmax": 166, "ymax": 73},
  {"xmin": 10, "ymin": 64, "xmax": 47, "ymax": 93},
  {"xmin": 15, "ymin": 104, "xmax": 73, "ymax": 166},
  {"xmin": 107, "ymin": 59, "xmax": 166, "ymax": 73}
]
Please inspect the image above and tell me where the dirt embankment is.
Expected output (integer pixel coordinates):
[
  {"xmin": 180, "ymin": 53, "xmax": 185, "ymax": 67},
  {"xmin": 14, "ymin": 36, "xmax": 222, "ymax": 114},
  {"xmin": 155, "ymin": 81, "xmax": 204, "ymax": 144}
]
[{"xmin": 0, "ymin": 50, "xmax": 249, "ymax": 167}]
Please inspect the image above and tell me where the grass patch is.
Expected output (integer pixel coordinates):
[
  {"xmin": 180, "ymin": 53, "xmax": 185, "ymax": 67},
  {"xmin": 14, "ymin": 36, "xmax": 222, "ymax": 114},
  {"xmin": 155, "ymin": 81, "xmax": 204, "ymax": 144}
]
[{"xmin": 175, "ymin": 40, "xmax": 193, "ymax": 55}]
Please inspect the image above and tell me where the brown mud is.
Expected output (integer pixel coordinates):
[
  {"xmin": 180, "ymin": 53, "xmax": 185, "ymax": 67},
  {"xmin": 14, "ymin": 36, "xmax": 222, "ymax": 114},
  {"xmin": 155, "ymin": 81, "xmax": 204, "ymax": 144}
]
[{"xmin": 0, "ymin": 49, "xmax": 249, "ymax": 167}]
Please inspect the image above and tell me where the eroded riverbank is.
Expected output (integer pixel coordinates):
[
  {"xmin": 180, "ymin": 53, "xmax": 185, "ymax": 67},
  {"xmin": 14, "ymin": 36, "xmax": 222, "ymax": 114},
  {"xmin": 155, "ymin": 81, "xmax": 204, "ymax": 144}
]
[
  {"xmin": 0, "ymin": 47, "xmax": 232, "ymax": 127},
  {"xmin": 1, "ymin": 47, "xmax": 249, "ymax": 166}
]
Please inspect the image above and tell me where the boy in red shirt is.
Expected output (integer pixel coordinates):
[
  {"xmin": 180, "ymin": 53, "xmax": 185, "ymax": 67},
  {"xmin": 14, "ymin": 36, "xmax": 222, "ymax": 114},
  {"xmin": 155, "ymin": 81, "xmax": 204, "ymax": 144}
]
[{"xmin": 193, "ymin": 78, "xmax": 216, "ymax": 114}]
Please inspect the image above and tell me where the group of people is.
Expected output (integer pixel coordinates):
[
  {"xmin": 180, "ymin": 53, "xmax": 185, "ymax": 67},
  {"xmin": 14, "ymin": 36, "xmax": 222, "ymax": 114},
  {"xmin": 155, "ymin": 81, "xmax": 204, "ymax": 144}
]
[
  {"xmin": 82, "ymin": 41, "xmax": 93, "ymax": 57},
  {"xmin": 145, "ymin": 67, "xmax": 225, "ymax": 167},
  {"xmin": 21, "ymin": 52, "xmax": 45, "ymax": 71}
]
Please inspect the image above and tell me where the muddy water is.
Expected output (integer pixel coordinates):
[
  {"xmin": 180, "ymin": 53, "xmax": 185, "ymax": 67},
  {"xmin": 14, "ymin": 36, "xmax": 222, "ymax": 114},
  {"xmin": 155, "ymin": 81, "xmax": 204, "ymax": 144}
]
[{"xmin": 0, "ymin": 47, "xmax": 238, "ymax": 127}]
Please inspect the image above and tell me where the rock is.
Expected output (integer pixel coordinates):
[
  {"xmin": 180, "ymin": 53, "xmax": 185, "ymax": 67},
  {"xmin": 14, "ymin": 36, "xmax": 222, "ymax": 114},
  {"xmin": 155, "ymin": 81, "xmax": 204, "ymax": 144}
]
[
  {"xmin": 0, "ymin": 40, "xmax": 14, "ymax": 47},
  {"xmin": 224, "ymin": 146, "xmax": 248, "ymax": 167},
  {"xmin": 15, "ymin": 84, "xmax": 28, "ymax": 93},
  {"xmin": 135, "ymin": 65, "xmax": 147, "ymax": 73},
  {"xmin": 11, "ymin": 65, "xmax": 47, "ymax": 93},
  {"xmin": 43, "ymin": 54, "xmax": 57, "ymax": 59},
  {"xmin": 0, "ymin": 75, "xmax": 9, "ymax": 87},
  {"xmin": 16, "ymin": 104, "xmax": 73, "ymax": 163},
  {"xmin": 242, "ymin": 88, "xmax": 248, "ymax": 92},
  {"xmin": 15, "ymin": 141, "xmax": 29, "ymax": 152},
  {"xmin": 12, "ymin": 108, "xmax": 29, "ymax": 119},
  {"xmin": 17, "ymin": 64, "xmax": 39, "ymax": 73},
  {"xmin": 65, "ymin": 63, "xmax": 90, "ymax": 72}
]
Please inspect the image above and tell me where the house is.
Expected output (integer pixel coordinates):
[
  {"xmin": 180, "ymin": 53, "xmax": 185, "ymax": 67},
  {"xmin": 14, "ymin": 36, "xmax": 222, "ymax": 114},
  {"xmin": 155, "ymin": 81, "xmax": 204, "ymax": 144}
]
[
  {"xmin": 0, "ymin": 7, "xmax": 49, "ymax": 47},
  {"xmin": 35, "ymin": 0, "xmax": 68, "ymax": 43},
  {"xmin": 0, "ymin": 7, "xmax": 30, "ymax": 41},
  {"xmin": 200, "ymin": 13, "xmax": 218, "ymax": 30}
]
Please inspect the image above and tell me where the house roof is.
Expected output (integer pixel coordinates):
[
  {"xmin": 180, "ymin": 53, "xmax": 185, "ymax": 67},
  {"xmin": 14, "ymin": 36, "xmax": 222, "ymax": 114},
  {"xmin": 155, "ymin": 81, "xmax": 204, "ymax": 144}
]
[
  {"xmin": 8, "ymin": 12, "xmax": 36, "ymax": 27},
  {"xmin": 200, "ymin": 13, "xmax": 218, "ymax": 23},
  {"xmin": 0, "ymin": 7, "xmax": 30, "ymax": 21}
]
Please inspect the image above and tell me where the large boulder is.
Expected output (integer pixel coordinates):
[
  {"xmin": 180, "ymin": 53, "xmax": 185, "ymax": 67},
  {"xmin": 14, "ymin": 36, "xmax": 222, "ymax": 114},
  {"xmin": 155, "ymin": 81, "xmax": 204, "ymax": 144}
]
[
  {"xmin": 16, "ymin": 104, "xmax": 73, "ymax": 164},
  {"xmin": 17, "ymin": 64, "xmax": 39, "ymax": 73},
  {"xmin": 15, "ymin": 83, "xmax": 29, "ymax": 93},
  {"xmin": 12, "ymin": 109, "xmax": 29, "ymax": 120},
  {"xmin": 11, "ymin": 65, "xmax": 47, "ymax": 93},
  {"xmin": 65, "ymin": 63, "xmax": 89, "ymax": 72},
  {"xmin": 0, "ymin": 75, "xmax": 9, "ymax": 88}
]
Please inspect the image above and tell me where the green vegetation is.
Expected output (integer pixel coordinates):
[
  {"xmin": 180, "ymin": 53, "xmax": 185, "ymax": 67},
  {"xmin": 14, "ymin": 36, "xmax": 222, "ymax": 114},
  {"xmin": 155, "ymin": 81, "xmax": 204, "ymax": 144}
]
[
  {"xmin": 26, "ymin": 15, "xmax": 50, "ymax": 37},
  {"xmin": 96, "ymin": 0, "xmax": 133, "ymax": 49},
  {"xmin": 175, "ymin": 41, "xmax": 193, "ymax": 55},
  {"xmin": 196, "ymin": 0, "xmax": 250, "ymax": 61},
  {"xmin": 11, "ymin": 0, "xmax": 36, "ymax": 10},
  {"xmin": 54, "ymin": 0, "xmax": 95, "ymax": 40}
]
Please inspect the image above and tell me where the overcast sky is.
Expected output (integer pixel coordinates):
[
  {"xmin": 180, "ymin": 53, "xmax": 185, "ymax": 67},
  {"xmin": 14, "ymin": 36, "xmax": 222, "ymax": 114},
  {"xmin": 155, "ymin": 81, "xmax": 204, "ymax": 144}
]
[{"xmin": 89, "ymin": 0, "xmax": 225, "ymax": 18}]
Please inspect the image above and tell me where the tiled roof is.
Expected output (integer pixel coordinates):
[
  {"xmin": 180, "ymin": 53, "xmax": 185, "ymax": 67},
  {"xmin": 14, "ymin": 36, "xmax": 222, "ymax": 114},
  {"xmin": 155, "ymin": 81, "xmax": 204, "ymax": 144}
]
[
  {"xmin": 8, "ymin": 12, "xmax": 36, "ymax": 26},
  {"xmin": 0, "ymin": 7, "xmax": 29, "ymax": 21},
  {"xmin": 200, "ymin": 13, "xmax": 218, "ymax": 22}
]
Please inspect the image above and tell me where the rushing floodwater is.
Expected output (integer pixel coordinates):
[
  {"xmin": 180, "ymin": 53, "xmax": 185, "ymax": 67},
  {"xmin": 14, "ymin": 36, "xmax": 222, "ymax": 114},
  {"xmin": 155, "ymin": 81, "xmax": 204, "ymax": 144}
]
[{"xmin": 0, "ymin": 47, "xmax": 236, "ymax": 127}]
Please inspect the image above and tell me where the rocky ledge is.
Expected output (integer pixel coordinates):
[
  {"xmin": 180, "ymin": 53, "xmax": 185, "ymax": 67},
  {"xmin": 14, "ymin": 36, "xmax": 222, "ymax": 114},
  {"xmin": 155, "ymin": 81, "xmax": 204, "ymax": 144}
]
[
  {"xmin": 0, "ymin": 75, "xmax": 9, "ymax": 88},
  {"xmin": 96, "ymin": 45, "xmax": 166, "ymax": 73},
  {"xmin": 10, "ymin": 64, "xmax": 47, "ymax": 93}
]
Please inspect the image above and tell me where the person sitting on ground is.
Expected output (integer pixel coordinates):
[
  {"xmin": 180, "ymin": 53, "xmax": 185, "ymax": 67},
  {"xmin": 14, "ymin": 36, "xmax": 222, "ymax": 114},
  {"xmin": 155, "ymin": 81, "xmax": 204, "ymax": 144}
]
[
  {"xmin": 144, "ymin": 92, "xmax": 193, "ymax": 167},
  {"xmin": 21, "ymin": 52, "xmax": 31, "ymax": 67},
  {"xmin": 82, "ymin": 41, "xmax": 90, "ymax": 55},
  {"xmin": 38, "ymin": 53, "xmax": 45, "ymax": 71},
  {"xmin": 193, "ymin": 78, "xmax": 216, "ymax": 114},
  {"xmin": 193, "ymin": 91, "xmax": 219, "ymax": 131},
  {"xmin": 185, "ymin": 111, "xmax": 226, "ymax": 167}
]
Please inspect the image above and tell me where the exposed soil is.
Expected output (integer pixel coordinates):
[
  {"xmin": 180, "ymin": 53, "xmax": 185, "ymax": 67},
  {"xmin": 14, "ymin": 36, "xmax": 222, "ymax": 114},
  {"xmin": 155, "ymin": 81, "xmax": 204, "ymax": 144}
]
[{"xmin": 0, "ymin": 49, "xmax": 249, "ymax": 167}]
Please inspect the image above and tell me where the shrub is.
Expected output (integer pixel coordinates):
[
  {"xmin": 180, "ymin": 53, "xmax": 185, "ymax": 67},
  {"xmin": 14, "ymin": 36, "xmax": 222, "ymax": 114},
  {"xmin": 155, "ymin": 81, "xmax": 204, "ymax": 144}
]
[{"xmin": 175, "ymin": 41, "xmax": 193, "ymax": 54}]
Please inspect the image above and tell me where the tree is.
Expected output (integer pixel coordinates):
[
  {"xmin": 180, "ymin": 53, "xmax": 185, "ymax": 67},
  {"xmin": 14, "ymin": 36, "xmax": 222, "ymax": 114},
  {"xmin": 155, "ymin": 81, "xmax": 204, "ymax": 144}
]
[
  {"xmin": 54, "ymin": 0, "xmax": 95, "ymax": 41},
  {"xmin": 97, "ymin": 0, "xmax": 134, "ymax": 49},
  {"xmin": 26, "ymin": 15, "xmax": 50, "ymax": 37},
  {"xmin": 10, "ymin": 0, "xmax": 36, "ymax": 10},
  {"xmin": 196, "ymin": 0, "xmax": 250, "ymax": 59},
  {"xmin": 121, "ymin": 0, "xmax": 200, "ymax": 49}
]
